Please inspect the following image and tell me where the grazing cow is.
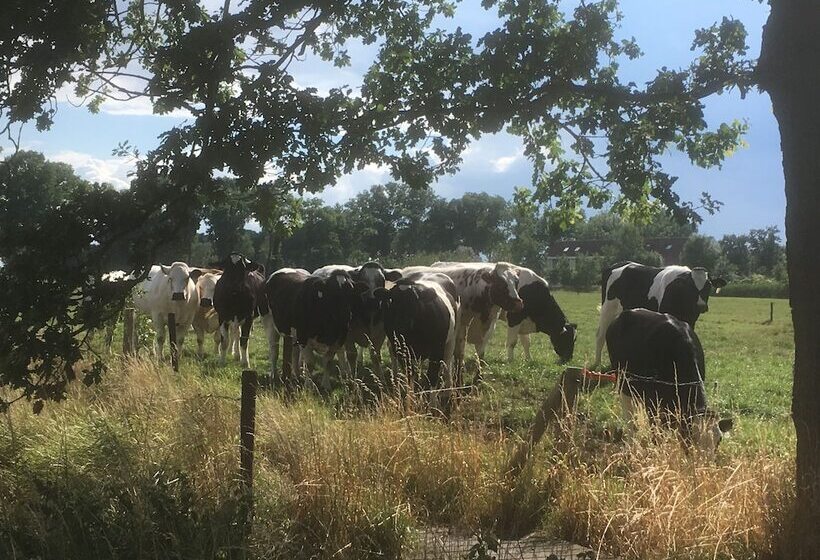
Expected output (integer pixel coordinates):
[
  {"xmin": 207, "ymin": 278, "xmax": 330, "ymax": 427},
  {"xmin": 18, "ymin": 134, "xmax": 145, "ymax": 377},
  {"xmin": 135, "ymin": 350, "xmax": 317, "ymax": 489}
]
[
  {"xmin": 293, "ymin": 269, "xmax": 356, "ymax": 389},
  {"xmin": 264, "ymin": 267, "xmax": 311, "ymax": 385},
  {"xmin": 606, "ymin": 308, "xmax": 732, "ymax": 454},
  {"xmin": 375, "ymin": 271, "xmax": 459, "ymax": 392},
  {"xmin": 313, "ymin": 262, "xmax": 402, "ymax": 373},
  {"xmin": 213, "ymin": 253, "xmax": 269, "ymax": 369},
  {"xmin": 594, "ymin": 261, "xmax": 727, "ymax": 366},
  {"xmin": 133, "ymin": 262, "xmax": 203, "ymax": 358},
  {"xmin": 502, "ymin": 267, "xmax": 577, "ymax": 363},
  {"xmin": 401, "ymin": 262, "xmax": 523, "ymax": 381},
  {"xmin": 192, "ymin": 270, "xmax": 239, "ymax": 359}
]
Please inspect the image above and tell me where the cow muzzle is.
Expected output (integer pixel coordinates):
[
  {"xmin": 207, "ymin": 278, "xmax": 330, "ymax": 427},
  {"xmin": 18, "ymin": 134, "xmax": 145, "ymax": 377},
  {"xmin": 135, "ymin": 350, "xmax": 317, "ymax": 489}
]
[
  {"xmin": 200, "ymin": 298, "xmax": 213, "ymax": 308},
  {"xmin": 171, "ymin": 292, "xmax": 185, "ymax": 301}
]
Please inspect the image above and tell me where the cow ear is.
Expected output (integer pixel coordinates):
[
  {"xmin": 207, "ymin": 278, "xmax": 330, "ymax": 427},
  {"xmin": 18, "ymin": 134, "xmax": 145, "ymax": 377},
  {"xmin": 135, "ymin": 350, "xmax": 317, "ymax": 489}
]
[
  {"xmin": 189, "ymin": 269, "xmax": 204, "ymax": 283},
  {"xmin": 384, "ymin": 269, "xmax": 403, "ymax": 282},
  {"xmin": 718, "ymin": 417, "xmax": 734, "ymax": 433},
  {"xmin": 569, "ymin": 323, "xmax": 578, "ymax": 330},
  {"xmin": 712, "ymin": 278, "xmax": 727, "ymax": 290},
  {"xmin": 160, "ymin": 265, "xmax": 172, "ymax": 275}
]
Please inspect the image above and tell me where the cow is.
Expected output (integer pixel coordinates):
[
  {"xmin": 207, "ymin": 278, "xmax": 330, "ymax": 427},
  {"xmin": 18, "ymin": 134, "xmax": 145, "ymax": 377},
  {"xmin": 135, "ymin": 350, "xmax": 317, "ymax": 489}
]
[
  {"xmin": 293, "ymin": 268, "xmax": 357, "ymax": 390},
  {"xmin": 606, "ymin": 308, "xmax": 732, "ymax": 455},
  {"xmin": 401, "ymin": 262, "xmax": 524, "ymax": 383},
  {"xmin": 212, "ymin": 253, "xmax": 270, "ymax": 369},
  {"xmin": 263, "ymin": 267, "xmax": 311, "ymax": 386},
  {"xmin": 501, "ymin": 267, "xmax": 577, "ymax": 363},
  {"xmin": 594, "ymin": 261, "xmax": 727, "ymax": 366},
  {"xmin": 133, "ymin": 262, "xmax": 203, "ymax": 358},
  {"xmin": 313, "ymin": 262, "xmax": 402, "ymax": 374},
  {"xmin": 375, "ymin": 271, "xmax": 459, "ymax": 397},
  {"xmin": 192, "ymin": 270, "xmax": 239, "ymax": 359}
]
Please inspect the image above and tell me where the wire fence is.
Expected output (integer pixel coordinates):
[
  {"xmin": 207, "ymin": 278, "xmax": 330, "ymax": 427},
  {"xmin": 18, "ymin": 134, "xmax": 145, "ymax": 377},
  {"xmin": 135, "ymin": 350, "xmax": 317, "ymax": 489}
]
[{"xmin": 409, "ymin": 527, "xmax": 617, "ymax": 560}]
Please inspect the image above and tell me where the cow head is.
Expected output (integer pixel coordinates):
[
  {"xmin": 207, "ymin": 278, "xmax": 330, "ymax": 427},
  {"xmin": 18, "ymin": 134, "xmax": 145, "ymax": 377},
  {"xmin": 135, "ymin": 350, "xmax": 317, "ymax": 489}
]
[
  {"xmin": 688, "ymin": 411, "xmax": 734, "ymax": 457},
  {"xmin": 509, "ymin": 279, "xmax": 576, "ymax": 362},
  {"xmin": 299, "ymin": 271, "xmax": 356, "ymax": 346},
  {"xmin": 196, "ymin": 271, "xmax": 221, "ymax": 308},
  {"xmin": 549, "ymin": 323, "xmax": 578, "ymax": 364},
  {"xmin": 159, "ymin": 262, "xmax": 202, "ymax": 302},
  {"xmin": 375, "ymin": 281, "xmax": 436, "ymax": 333},
  {"xmin": 482, "ymin": 262, "xmax": 524, "ymax": 312},
  {"xmin": 690, "ymin": 267, "xmax": 727, "ymax": 314}
]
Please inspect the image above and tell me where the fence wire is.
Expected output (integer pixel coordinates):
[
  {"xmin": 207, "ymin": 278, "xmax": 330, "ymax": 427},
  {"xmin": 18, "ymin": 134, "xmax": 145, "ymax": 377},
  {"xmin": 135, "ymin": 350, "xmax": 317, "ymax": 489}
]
[{"xmin": 409, "ymin": 527, "xmax": 618, "ymax": 560}]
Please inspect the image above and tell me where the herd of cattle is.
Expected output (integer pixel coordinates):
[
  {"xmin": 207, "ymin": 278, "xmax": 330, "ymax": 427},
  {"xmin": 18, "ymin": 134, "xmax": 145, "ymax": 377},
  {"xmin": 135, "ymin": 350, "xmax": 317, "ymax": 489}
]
[{"xmin": 128, "ymin": 256, "xmax": 732, "ymax": 451}]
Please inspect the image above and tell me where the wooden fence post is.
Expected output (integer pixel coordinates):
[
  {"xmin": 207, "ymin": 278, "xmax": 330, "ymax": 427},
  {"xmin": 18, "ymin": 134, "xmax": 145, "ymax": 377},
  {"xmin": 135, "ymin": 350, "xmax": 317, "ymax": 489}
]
[
  {"xmin": 240, "ymin": 370, "xmax": 258, "ymax": 494},
  {"xmin": 507, "ymin": 367, "xmax": 584, "ymax": 477},
  {"xmin": 770, "ymin": 301, "xmax": 774, "ymax": 323},
  {"xmin": 123, "ymin": 308, "xmax": 136, "ymax": 356},
  {"xmin": 167, "ymin": 313, "xmax": 179, "ymax": 372}
]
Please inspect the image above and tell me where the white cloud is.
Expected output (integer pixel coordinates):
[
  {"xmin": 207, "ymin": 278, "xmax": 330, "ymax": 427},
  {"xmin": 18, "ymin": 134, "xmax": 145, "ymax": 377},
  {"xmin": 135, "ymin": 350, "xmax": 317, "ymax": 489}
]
[
  {"xmin": 50, "ymin": 150, "xmax": 136, "ymax": 190},
  {"xmin": 490, "ymin": 153, "xmax": 519, "ymax": 173},
  {"xmin": 319, "ymin": 163, "xmax": 392, "ymax": 205}
]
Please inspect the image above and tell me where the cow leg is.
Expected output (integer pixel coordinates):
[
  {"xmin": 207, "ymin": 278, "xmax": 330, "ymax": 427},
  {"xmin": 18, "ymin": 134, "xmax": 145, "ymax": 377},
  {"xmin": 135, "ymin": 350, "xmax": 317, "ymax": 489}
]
[
  {"xmin": 211, "ymin": 330, "xmax": 220, "ymax": 355},
  {"xmin": 152, "ymin": 312, "xmax": 166, "ymax": 359},
  {"xmin": 230, "ymin": 322, "xmax": 241, "ymax": 359},
  {"xmin": 368, "ymin": 334, "xmax": 385, "ymax": 379},
  {"xmin": 260, "ymin": 313, "xmax": 279, "ymax": 383},
  {"xmin": 595, "ymin": 299, "xmax": 622, "ymax": 367},
  {"xmin": 239, "ymin": 319, "xmax": 252, "ymax": 369},
  {"xmin": 282, "ymin": 333, "xmax": 294, "ymax": 388},
  {"xmin": 506, "ymin": 323, "xmax": 520, "ymax": 362},
  {"xmin": 195, "ymin": 326, "xmax": 205, "ymax": 359},
  {"xmin": 345, "ymin": 340, "xmax": 358, "ymax": 377},
  {"xmin": 453, "ymin": 316, "xmax": 469, "ymax": 388},
  {"xmin": 218, "ymin": 322, "xmax": 230, "ymax": 366},
  {"xmin": 520, "ymin": 334, "xmax": 532, "ymax": 362}
]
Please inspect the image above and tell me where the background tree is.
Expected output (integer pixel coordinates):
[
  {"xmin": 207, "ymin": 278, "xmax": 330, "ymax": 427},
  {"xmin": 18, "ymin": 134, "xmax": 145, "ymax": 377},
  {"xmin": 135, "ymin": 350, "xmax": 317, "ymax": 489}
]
[{"xmin": 681, "ymin": 234, "xmax": 722, "ymax": 272}]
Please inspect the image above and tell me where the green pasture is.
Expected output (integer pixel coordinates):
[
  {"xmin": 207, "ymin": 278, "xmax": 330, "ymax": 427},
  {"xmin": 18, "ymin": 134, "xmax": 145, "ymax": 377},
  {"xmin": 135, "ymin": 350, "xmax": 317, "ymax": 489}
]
[{"xmin": 137, "ymin": 292, "xmax": 796, "ymax": 454}]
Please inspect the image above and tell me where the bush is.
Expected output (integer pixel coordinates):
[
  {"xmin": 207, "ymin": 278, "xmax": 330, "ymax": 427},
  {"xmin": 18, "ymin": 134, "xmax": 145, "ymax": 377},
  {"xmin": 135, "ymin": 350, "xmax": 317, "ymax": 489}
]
[{"xmin": 717, "ymin": 275, "xmax": 789, "ymax": 299}]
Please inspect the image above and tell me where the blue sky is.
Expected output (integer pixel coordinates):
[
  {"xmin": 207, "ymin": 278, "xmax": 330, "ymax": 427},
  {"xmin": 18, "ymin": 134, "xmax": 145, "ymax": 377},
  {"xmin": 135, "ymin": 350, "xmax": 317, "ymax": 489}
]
[{"xmin": 3, "ymin": 0, "xmax": 782, "ymax": 239}]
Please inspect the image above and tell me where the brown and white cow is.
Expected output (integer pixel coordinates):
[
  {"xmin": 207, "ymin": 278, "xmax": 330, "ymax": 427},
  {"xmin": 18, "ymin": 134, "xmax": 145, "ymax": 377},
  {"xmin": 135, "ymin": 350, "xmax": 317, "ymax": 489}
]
[{"xmin": 192, "ymin": 270, "xmax": 239, "ymax": 359}]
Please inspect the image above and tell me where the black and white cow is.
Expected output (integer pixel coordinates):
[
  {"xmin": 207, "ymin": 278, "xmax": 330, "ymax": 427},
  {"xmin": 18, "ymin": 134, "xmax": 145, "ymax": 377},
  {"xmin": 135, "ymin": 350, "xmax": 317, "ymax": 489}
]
[
  {"xmin": 264, "ymin": 267, "xmax": 311, "ymax": 385},
  {"xmin": 213, "ymin": 253, "xmax": 269, "ymax": 368},
  {"xmin": 402, "ymin": 262, "xmax": 524, "ymax": 382},
  {"xmin": 294, "ymin": 268, "xmax": 357, "ymax": 389},
  {"xmin": 502, "ymin": 267, "xmax": 577, "ymax": 363},
  {"xmin": 606, "ymin": 308, "xmax": 732, "ymax": 454},
  {"xmin": 375, "ymin": 271, "xmax": 459, "ymax": 392},
  {"xmin": 594, "ymin": 261, "xmax": 727, "ymax": 365},
  {"xmin": 313, "ymin": 262, "xmax": 402, "ymax": 374}
]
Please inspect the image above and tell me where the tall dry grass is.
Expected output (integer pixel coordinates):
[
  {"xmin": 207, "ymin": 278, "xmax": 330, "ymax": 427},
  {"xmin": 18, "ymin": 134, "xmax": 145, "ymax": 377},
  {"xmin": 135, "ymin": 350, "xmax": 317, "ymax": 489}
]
[{"xmin": 0, "ymin": 357, "xmax": 795, "ymax": 559}]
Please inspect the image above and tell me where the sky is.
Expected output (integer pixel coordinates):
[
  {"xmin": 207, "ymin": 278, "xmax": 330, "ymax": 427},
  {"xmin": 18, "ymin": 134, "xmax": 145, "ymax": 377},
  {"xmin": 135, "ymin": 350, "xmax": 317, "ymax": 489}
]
[{"xmin": 2, "ymin": 0, "xmax": 783, "ymax": 239}]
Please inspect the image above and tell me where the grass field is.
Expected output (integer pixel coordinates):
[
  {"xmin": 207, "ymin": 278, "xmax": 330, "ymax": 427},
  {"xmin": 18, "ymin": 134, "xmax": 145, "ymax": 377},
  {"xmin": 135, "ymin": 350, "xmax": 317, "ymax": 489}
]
[{"xmin": 0, "ymin": 293, "xmax": 797, "ymax": 559}]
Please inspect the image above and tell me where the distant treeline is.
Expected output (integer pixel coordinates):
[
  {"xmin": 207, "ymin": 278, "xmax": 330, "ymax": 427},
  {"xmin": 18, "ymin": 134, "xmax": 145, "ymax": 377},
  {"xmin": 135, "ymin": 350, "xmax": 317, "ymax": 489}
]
[{"xmin": 3, "ymin": 151, "xmax": 788, "ymax": 298}]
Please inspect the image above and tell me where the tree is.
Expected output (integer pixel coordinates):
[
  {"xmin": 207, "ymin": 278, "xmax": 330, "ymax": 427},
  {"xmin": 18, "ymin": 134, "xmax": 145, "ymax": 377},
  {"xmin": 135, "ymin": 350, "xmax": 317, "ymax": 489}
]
[
  {"xmin": 747, "ymin": 226, "xmax": 785, "ymax": 276},
  {"xmin": 506, "ymin": 187, "xmax": 544, "ymax": 271},
  {"xmin": 6, "ymin": 3, "xmax": 818, "ymax": 554},
  {"xmin": 681, "ymin": 234, "xmax": 721, "ymax": 272},
  {"xmin": 719, "ymin": 233, "xmax": 752, "ymax": 277},
  {"xmin": 757, "ymin": 2, "xmax": 820, "ymax": 554}
]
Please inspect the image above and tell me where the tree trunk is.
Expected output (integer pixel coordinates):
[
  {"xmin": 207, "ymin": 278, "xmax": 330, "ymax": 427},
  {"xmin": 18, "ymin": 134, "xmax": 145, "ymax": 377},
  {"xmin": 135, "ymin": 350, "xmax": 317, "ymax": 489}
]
[{"xmin": 758, "ymin": 2, "xmax": 820, "ymax": 556}]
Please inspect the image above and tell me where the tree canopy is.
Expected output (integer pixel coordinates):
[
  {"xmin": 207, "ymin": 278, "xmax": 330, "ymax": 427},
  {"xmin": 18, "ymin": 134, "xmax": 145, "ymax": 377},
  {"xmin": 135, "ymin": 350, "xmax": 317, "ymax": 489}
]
[{"xmin": 1, "ymin": 0, "xmax": 755, "ymax": 402}]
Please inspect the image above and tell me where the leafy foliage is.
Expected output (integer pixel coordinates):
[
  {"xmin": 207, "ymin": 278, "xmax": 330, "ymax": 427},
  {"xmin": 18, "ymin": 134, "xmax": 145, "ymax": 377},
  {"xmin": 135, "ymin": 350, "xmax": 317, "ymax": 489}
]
[{"xmin": 1, "ymin": 0, "xmax": 756, "ymax": 398}]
